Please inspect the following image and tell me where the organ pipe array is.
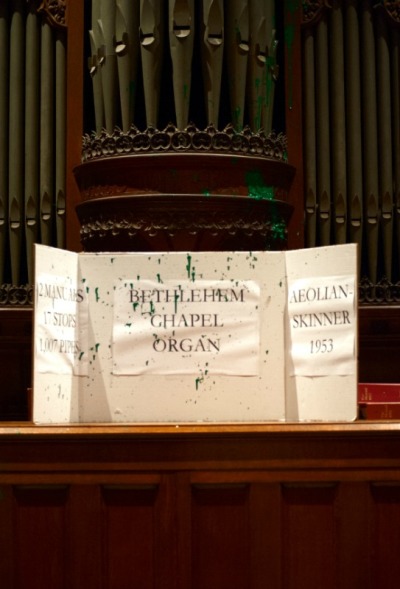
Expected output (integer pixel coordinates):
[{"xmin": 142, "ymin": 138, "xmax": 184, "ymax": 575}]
[
  {"xmin": 3, "ymin": 1, "xmax": 399, "ymax": 303},
  {"xmin": 302, "ymin": 0, "xmax": 400, "ymax": 300},
  {"xmin": 88, "ymin": 0, "xmax": 278, "ymax": 133},
  {"xmin": 0, "ymin": 0, "xmax": 66, "ymax": 294}
]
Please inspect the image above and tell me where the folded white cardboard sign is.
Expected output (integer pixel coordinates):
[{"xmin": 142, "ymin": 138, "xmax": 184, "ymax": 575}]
[{"xmin": 33, "ymin": 244, "xmax": 358, "ymax": 424}]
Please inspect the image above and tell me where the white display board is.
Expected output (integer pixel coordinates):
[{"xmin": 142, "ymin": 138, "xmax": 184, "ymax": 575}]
[
  {"xmin": 32, "ymin": 244, "xmax": 358, "ymax": 424},
  {"xmin": 285, "ymin": 244, "xmax": 358, "ymax": 421}
]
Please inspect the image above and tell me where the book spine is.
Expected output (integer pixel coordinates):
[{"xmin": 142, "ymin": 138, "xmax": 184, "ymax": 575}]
[
  {"xmin": 358, "ymin": 383, "xmax": 400, "ymax": 403},
  {"xmin": 360, "ymin": 402, "xmax": 400, "ymax": 420}
]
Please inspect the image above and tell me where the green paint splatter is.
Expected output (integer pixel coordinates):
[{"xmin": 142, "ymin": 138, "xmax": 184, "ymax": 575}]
[
  {"xmin": 132, "ymin": 301, "xmax": 139, "ymax": 311},
  {"xmin": 271, "ymin": 220, "xmax": 286, "ymax": 242},
  {"xmin": 186, "ymin": 254, "xmax": 192, "ymax": 279},
  {"xmin": 195, "ymin": 366, "xmax": 209, "ymax": 390},
  {"xmin": 246, "ymin": 171, "xmax": 274, "ymax": 200},
  {"xmin": 156, "ymin": 273, "xmax": 163, "ymax": 283},
  {"xmin": 125, "ymin": 323, "xmax": 132, "ymax": 328},
  {"xmin": 174, "ymin": 291, "xmax": 180, "ymax": 314},
  {"xmin": 265, "ymin": 55, "xmax": 275, "ymax": 108},
  {"xmin": 95, "ymin": 343, "xmax": 100, "ymax": 352},
  {"xmin": 254, "ymin": 95, "xmax": 263, "ymax": 130},
  {"xmin": 95, "ymin": 287, "xmax": 100, "ymax": 302},
  {"xmin": 79, "ymin": 352, "xmax": 84, "ymax": 361},
  {"xmin": 233, "ymin": 106, "xmax": 242, "ymax": 131}
]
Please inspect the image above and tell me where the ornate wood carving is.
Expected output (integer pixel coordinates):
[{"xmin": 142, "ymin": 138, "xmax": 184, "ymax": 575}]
[
  {"xmin": 301, "ymin": 0, "xmax": 400, "ymax": 28},
  {"xmin": 29, "ymin": 0, "xmax": 67, "ymax": 29},
  {"xmin": 380, "ymin": 0, "xmax": 400, "ymax": 26},
  {"xmin": 359, "ymin": 276, "xmax": 400, "ymax": 304},
  {"xmin": 76, "ymin": 194, "xmax": 293, "ymax": 253},
  {"xmin": 0, "ymin": 284, "xmax": 33, "ymax": 306},
  {"xmin": 302, "ymin": 0, "xmax": 331, "ymax": 26},
  {"xmin": 81, "ymin": 123, "xmax": 289, "ymax": 164}
]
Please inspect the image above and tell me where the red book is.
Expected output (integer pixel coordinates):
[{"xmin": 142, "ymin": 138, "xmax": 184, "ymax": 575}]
[
  {"xmin": 359, "ymin": 402, "xmax": 400, "ymax": 420},
  {"xmin": 358, "ymin": 383, "xmax": 400, "ymax": 403}
]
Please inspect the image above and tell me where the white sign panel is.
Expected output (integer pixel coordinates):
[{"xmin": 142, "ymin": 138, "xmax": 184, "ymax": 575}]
[
  {"xmin": 287, "ymin": 275, "xmax": 356, "ymax": 376},
  {"xmin": 113, "ymin": 279, "xmax": 261, "ymax": 375},
  {"xmin": 33, "ymin": 244, "xmax": 357, "ymax": 424},
  {"xmin": 35, "ymin": 273, "xmax": 89, "ymax": 376}
]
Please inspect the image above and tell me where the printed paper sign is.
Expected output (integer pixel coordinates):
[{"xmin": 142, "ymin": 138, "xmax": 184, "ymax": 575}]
[
  {"xmin": 113, "ymin": 279, "xmax": 261, "ymax": 375},
  {"xmin": 35, "ymin": 273, "xmax": 89, "ymax": 375},
  {"xmin": 287, "ymin": 275, "xmax": 356, "ymax": 376}
]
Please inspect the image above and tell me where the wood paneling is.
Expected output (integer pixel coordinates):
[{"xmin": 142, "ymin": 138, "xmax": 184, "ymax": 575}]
[
  {"xmin": 13, "ymin": 485, "xmax": 69, "ymax": 589},
  {"xmin": 370, "ymin": 483, "xmax": 400, "ymax": 589},
  {"xmin": 101, "ymin": 484, "xmax": 159, "ymax": 589},
  {"xmin": 282, "ymin": 483, "xmax": 337, "ymax": 588},
  {"xmin": 191, "ymin": 484, "xmax": 250, "ymax": 589},
  {"xmin": 2, "ymin": 424, "xmax": 400, "ymax": 587}
]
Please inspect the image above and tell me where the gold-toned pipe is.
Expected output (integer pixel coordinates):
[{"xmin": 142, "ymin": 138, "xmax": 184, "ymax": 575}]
[
  {"xmin": 248, "ymin": 0, "xmax": 268, "ymax": 131},
  {"xmin": 140, "ymin": 0, "xmax": 163, "ymax": 128},
  {"xmin": 25, "ymin": 6, "xmax": 40, "ymax": 283},
  {"xmin": 201, "ymin": 0, "xmax": 224, "ymax": 127},
  {"xmin": 115, "ymin": 0, "xmax": 140, "ymax": 131},
  {"xmin": 0, "ymin": 1, "xmax": 9, "ymax": 283},
  {"xmin": 263, "ymin": 32, "xmax": 278, "ymax": 135},
  {"xmin": 315, "ymin": 13, "xmax": 331, "ymax": 246},
  {"xmin": 391, "ymin": 26, "xmax": 400, "ymax": 276},
  {"xmin": 303, "ymin": 27, "xmax": 317, "ymax": 248},
  {"xmin": 40, "ymin": 18, "xmax": 54, "ymax": 247},
  {"xmin": 8, "ymin": 0, "xmax": 25, "ymax": 285},
  {"xmin": 89, "ymin": 0, "xmax": 105, "ymax": 133},
  {"xmin": 55, "ymin": 28, "xmax": 66, "ymax": 250},
  {"xmin": 376, "ymin": 9, "xmax": 393, "ymax": 281},
  {"xmin": 169, "ymin": 0, "xmax": 195, "ymax": 130},
  {"xmin": 99, "ymin": 0, "xmax": 117, "ymax": 131},
  {"xmin": 226, "ymin": 0, "xmax": 249, "ymax": 131},
  {"xmin": 361, "ymin": 0, "xmax": 378, "ymax": 285},
  {"xmin": 262, "ymin": 0, "xmax": 276, "ymax": 133},
  {"xmin": 330, "ymin": 1, "xmax": 347, "ymax": 245}
]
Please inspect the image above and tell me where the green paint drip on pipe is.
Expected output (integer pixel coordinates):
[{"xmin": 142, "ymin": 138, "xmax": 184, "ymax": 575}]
[{"xmin": 265, "ymin": 56, "xmax": 274, "ymax": 107}]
